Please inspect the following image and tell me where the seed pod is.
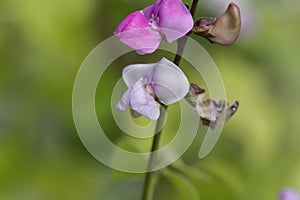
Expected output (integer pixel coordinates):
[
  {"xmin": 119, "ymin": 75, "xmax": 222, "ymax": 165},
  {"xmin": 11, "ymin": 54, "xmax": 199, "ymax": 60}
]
[{"xmin": 192, "ymin": 3, "xmax": 241, "ymax": 45}]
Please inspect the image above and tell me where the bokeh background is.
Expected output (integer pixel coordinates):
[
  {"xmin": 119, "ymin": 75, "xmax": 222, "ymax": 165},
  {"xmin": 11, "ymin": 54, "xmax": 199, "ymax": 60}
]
[{"xmin": 1, "ymin": 0, "xmax": 300, "ymax": 199}]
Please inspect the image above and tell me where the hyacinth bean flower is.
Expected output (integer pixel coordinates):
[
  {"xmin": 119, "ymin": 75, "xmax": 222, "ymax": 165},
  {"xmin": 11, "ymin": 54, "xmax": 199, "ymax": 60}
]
[
  {"xmin": 114, "ymin": 0, "xmax": 193, "ymax": 54},
  {"xmin": 280, "ymin": 188, "xmax": 300, "ymax": 200},
  {"xmin": 116, "ymin": 57, "xmax": 189, "ymax": 120}
]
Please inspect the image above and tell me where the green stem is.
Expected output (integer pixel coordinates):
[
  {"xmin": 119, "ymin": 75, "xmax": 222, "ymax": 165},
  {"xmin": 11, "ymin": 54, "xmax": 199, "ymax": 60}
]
[
  {"xmin": 190, "ymin": 0, "xmax": 199, "ymax": 18},
  {"xmin": 174, "ymin": 0, "xmax": 199, "ymax": 66},
  {"xmin": 141, "ymin": 1, "xmax": 200, "ymax": 199},
  {"xmin": 141, "ymin": 105, "xmax": 167, "ymax": 200}
]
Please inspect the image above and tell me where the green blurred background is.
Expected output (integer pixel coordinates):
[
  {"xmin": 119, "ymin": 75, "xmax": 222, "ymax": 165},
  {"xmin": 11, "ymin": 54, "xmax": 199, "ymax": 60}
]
[{"xmin": 1, "ymin": 0, "xmax": 300, "ymax": 199}]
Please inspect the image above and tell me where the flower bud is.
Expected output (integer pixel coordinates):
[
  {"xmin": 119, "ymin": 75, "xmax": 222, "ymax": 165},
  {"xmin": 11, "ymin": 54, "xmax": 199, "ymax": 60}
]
[{"xmin": 192, "ymin": 3, "xmax": 241, "ymax": 45}]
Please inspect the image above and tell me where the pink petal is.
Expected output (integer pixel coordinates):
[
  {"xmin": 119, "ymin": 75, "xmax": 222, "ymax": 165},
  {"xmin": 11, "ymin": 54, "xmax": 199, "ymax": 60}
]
[
  {"xmin": 156, "ymin": 0, "xmax": 193, "ymax": 42},
  {"xmin": 143, "ymin": 5, "xmax": 155, "ymax": 20},
  {"xmin": 114, "ymin": 11, "xmax": 162, "ymax": 54},
  {"xmin": 114, "ymin": 11, "xmax": 143, "ymax": 35},
  {"xmin": 120, "ymin": 28, "xmax": 162, "ymax": 54}
]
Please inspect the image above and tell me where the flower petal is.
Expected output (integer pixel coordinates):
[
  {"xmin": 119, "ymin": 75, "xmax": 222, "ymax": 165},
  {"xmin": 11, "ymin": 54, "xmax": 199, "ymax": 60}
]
[
  {"xmin": 143, "ymin": 5, "xmax": 155, "ymax": 20},
  {"xmin": 156, "ymin": 0, "xmax": 193, "ymax": 42},
  {"xmin": 151, "ymin": 57, "xmax": 189, "ymax": 105},
  {"xmin": 122, "ymin": 63, "xmax": 156, "ymax": 87},
  {"xmin": 114, "ymin": 11, "xmax": 162, "ymax": 54},
  {"xmin": 121, "ymin": 28, "xmax": 162, "ymax": 54},
  {"xmin": 129, "ymin": 80, "xmax": 160, "ymax": 120},
  {"xmin": 116, "ymin": 88, "xmax": 131, "ymax": 110},
  {"xmin": 114, "ymin": 11, "xmax": 142, "ymax": 35},
  {"xmin": 280, "ymin": 188, "xmax": 300, "ymax": 200}
]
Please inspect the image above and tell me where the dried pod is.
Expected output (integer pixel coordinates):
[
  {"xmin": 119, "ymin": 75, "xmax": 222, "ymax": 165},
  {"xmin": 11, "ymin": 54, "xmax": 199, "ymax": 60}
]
[{"xmin": 185, "ymin": 83, "xmax": 239, "ymax": 129}]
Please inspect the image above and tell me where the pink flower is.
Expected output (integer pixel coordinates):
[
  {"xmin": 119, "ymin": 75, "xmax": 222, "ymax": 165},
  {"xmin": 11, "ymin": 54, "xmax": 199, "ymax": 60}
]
[
  {"xmin": 114, "ymin": 0, "xmax": 194, "ymax": 54},
  {"xmin": 280, "ymin": 188, "xmax": 300, "ymax": 200},
  {"xmin": 117, "ymin": 57, "xmax": 189, "ymax": 120}
]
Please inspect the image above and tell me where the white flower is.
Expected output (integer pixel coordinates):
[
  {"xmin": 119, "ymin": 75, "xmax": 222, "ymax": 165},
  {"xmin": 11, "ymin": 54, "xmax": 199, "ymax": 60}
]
[{"xmin": 117, "ymin": 57, "xmax": 189, "ymax": 120}]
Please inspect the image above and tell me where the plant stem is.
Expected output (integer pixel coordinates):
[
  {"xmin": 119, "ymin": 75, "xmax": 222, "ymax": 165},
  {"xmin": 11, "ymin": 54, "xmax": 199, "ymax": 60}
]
[
  {"xmin": 174, "ymin": 0, "xmax": 199, "ymax": 66},
  {"xmin": 141, "ymin": 1, "xmax": 200, "ymax": 199},
  {"xmin": 141, "ymin": 105, "xmax": 167, "ymax": 200},
  {"xmin": 190, "ymin": 0, "xmax": 199, "ymax": 18}
]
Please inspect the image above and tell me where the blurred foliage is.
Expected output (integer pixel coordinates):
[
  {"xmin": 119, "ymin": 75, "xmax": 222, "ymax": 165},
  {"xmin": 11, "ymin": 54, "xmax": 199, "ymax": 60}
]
[{"xmin": 1, "ymin": 0, "xmax": 300, "ymax": 199}]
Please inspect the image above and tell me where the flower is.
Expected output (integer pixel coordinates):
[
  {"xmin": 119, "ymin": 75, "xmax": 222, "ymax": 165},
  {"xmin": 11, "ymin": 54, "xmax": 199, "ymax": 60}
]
[
  {"xmin": 185, "ymin": 83, "xmax": 238, "ymax": 128},
  {"xmin": 280, "ymin": 188, "xmax": 300, "ymax": 200},
  {"xmin": 114, "ymin": 0, "xmax": 193, "ymax": 54},
  {"xmin": 117, "ymin": 57, "xmax": 189, "ymax": 120}
]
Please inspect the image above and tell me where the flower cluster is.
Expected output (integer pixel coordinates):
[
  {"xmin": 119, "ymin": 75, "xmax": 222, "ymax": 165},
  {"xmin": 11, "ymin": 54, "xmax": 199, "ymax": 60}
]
[{"xmin": 114, "ymin": 0, "xmax": 241, "ymax": 127}]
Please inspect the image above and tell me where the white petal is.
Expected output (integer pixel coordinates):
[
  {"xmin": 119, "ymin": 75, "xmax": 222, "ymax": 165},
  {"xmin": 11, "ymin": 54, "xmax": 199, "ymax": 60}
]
[
  {"xmin": 116, "ymin": 88, "xmax": 131, "ymax": 110},
  {"xmin": 122, "ymin": 63, "xmax": 156, "ymax": 87},
  {"xmin": 151, "ymin": 57, "xmax": 189, "ymax": 105},
  {"xmin": 129, "ymin": 80, "xmax": 160, "ymax": 120}
]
